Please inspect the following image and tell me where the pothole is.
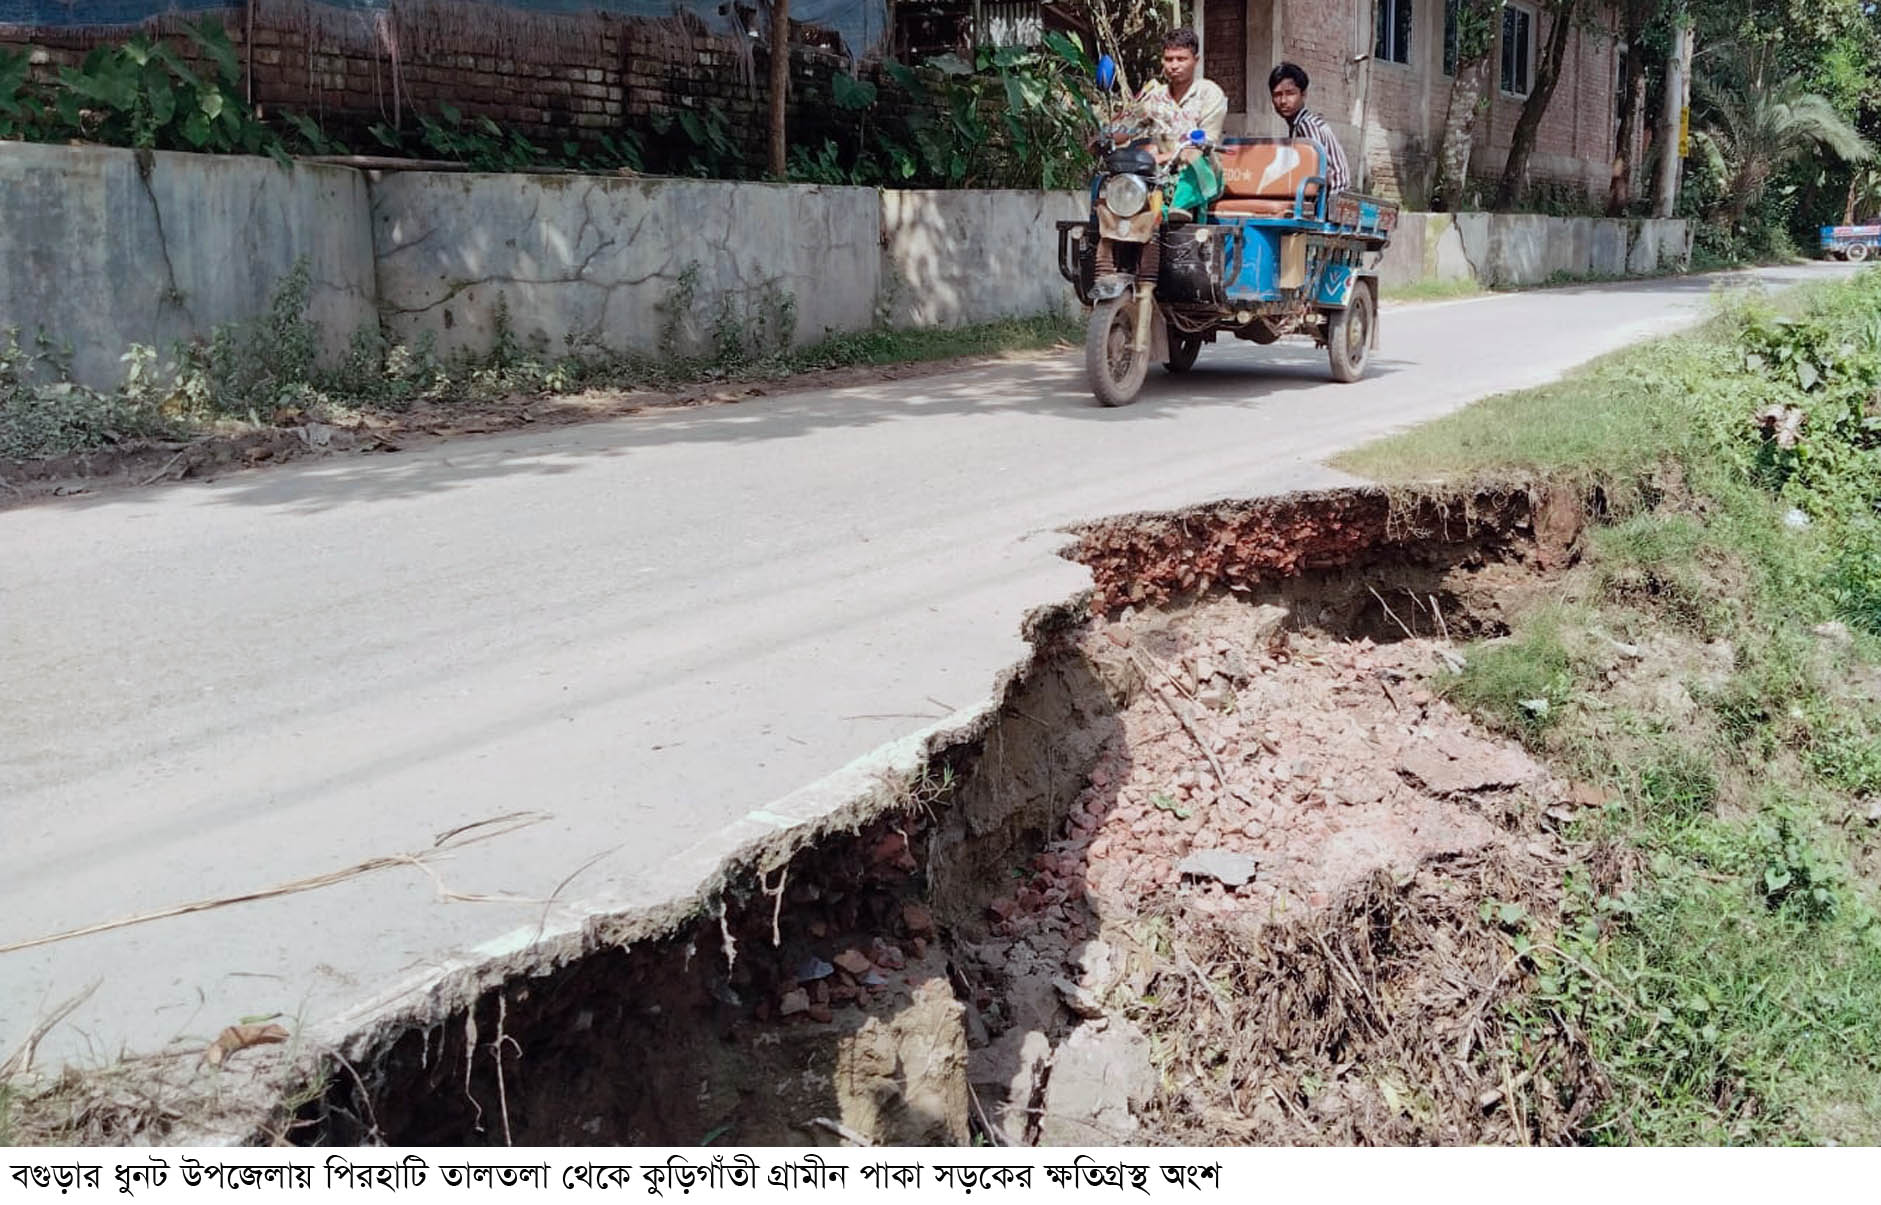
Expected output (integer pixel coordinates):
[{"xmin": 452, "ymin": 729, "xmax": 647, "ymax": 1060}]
[{"xmin": 288, "ymin": 483, "xmax": 1600, "ymax": 1148}]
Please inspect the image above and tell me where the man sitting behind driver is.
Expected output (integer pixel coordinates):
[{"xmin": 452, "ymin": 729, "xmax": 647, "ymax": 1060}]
[
  {"xmin": 1267, "ymin": 61, "xmax": 1351, "ymax": 195},
  {"xmin": 1136, "ymin": 28, "xmax": 1228, "ymax": 223}
]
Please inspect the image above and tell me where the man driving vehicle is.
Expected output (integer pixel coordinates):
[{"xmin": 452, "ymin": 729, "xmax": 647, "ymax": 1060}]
[
  {"xmin": 1135, "ymin": 28, "xmax": 1228, "ymax": 224},
  {"xmin": 1092, "ymin": 28, "xmax": 1226, "ymax": 293}
]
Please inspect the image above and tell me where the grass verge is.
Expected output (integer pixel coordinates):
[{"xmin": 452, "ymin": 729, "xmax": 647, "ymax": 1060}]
[
  {"xmin": 1338, "ymin": 266, "xmax": 1881, "ymax": 1143},
  {"xmin": 0, "ymin": 271, "xmax": 1082, "ymax": 463}
]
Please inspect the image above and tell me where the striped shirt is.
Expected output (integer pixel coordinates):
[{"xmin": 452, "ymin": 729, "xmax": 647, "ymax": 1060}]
[{"xmin": 1288, "ymin": 107, "xmax": 1352, "ymax": 195}]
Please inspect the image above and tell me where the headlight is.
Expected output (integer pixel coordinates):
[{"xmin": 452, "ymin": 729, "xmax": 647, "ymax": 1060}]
[{"xmin": 1102, "ymin": 174, "xmax": 1149, "ymax": 217}]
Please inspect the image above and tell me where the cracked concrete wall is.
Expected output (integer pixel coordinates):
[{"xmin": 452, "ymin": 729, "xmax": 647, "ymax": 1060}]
[
  {"xmin": 880, "ymin": 191, "xmax": 1085, "ymax": 328},
  {"xmin": 371, "ymin": 174, "xmax": 883, "ymax": 362},
  {"xmin": 1377, "ymin": 212, "xmax": 1691, "ymax": 289},
  {"xmin": 0, "ymin": 144, "xmax": 376, "ymax": 390}
]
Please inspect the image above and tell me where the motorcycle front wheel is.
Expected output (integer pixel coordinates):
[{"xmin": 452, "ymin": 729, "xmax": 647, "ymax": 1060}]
[{"xmin": 1086, "ymin": 297, "xmax": 1150, "ymax": 407}]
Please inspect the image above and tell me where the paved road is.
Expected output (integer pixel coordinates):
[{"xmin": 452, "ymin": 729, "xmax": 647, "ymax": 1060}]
[{"xmin": 0, "ymin": 264, "xmax": 1849, "ymax": 1065}]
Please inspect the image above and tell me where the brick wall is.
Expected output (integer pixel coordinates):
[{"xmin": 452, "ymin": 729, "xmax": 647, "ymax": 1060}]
[
  {"xmin": 3, "ymin": 12, "xmax": 903, "ymax": 169},
  {"xmin": 1280, "ymin": 0, "xmax": 1354, "ymax": 115}
]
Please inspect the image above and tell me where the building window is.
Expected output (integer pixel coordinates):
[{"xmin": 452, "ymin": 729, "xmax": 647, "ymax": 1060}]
[
  {"xmin": 1442, "ymin": 0, "xmax": 1459, "ymax": 75},
  {"xmin": 1500, "ymin": 3, "xmax": 1533, "ymax": 95},
  {"xmin": 1375, "ymin": 0, "xmax": 1413, "ymax": 65}
]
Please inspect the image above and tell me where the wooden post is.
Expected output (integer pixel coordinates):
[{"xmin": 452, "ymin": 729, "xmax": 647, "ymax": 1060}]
[{"xmin": 768, "ymin": 0, "xmax": 790, "ymax": 179}]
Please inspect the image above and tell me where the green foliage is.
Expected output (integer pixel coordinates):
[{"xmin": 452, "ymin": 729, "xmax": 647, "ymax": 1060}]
[
  {"xmin": 1443, "ymin": 607, "xmax": 1583, "ymax": 738},
  {"xmin": 881, "ymin": 38, "xmax": 1100, "ymax": 190},
  {"xmin": 1692, "ymin": 43, "xmax": 1874, "ymax": 234},
  {"xmin": 649, "ymin": 103, "xmax": 744, "ymax": 179},
  {"xmin": 368, "ymin": 103, "xmax": 556, "ymax": 172},
  {"xmin": 0, "ymin": 48, "xmax": 47, "ymax": 139},
  {"xmin": 0, "ymin": 328, "xmax": 176, "ymax": 457},
  {"xmin": 1356, "ymin": 270, "xmax": 1881, "ymax": 1141},
  {"xmin": 56, "ymin": 20, "xmax": 285, "ymax": 162},
  {"xmin": 1635, "ymin": 745, "xmax": 1719, "ymax": 822}
]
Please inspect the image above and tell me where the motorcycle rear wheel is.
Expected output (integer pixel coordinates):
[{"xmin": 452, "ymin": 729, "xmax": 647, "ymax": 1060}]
[{"xmin": 1087, "ymin": 297, "xmax": 1150, "ymax": 407}]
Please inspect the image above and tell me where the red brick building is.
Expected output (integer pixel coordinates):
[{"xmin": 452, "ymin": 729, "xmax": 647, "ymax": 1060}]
[{"xmin": 1197, "ymin": 0, "xmax": 1643, "ymax": 206}]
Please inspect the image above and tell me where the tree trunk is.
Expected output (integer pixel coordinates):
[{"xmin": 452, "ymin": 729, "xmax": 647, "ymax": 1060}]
[
  {"xmin": 1651, "ymin": 20, "xmax": 1690, "ymax": 218},
  {"xmin": 1607, "ymin": 42, "xmax": 1647, "ymax": 215},
  {"xmin": 768, "ymin": 0, "xmax": 790, "ymax": 179},
  {"xmin": 1495, "ymin": 0, "xmax": 1579, "ymax": 210},
  {"xmin": 1847, "ymin": 174, "xmax": 1860, "ymax": 225},
  {"xmin": 1431, "ymin": 0, "xmax": 1501, "ymax": 211}
]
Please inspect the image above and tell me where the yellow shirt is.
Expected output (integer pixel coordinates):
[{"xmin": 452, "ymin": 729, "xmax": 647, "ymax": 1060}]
[{"xmin": 1136, "ymin": 78, "xmax": 1229, "ymax": 151}]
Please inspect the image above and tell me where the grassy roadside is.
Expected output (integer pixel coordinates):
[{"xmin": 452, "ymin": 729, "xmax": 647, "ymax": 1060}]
[
  {"xmin": 1379, "ymin": 255, "xmax": 1815, "ymax": 306},
  {"xmin": 1336, "ymin": 267, "xmax": 1881, "ymax": 1143},
  {"xmin": 0, "ymin": 276, "xmax": 1082, "ymax": 463}
]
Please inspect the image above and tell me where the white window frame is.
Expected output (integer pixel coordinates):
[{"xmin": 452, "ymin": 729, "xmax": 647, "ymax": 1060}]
[
  {"xmin": 1499, "ymin": 1, "xmax": 1535, "ymax": 97},
  {"xmin": 1375, "ymin": 0, "xmax": 1414, "ymax": 66}
]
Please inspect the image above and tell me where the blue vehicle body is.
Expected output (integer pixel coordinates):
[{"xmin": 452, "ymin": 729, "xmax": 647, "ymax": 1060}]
[{"xmin": 1821, "ymin": 224, "xmax": 1881, "ymax": 260}]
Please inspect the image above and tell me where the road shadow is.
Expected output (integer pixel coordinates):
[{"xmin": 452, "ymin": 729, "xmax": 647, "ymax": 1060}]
[{"xmin": 138, "ymin": 345, "xmax": 1410, "ymax": 515}]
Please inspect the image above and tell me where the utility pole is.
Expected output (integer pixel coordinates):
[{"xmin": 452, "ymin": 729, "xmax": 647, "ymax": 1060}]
[{"xmin": 1652, "ymin": 17, "xmax": 1692, "ymax": 218}]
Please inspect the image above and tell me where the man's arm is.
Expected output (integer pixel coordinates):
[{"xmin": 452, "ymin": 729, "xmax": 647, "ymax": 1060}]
[{"xmin": 1194, "ymin": 80, "xmax": 1228, "ymax": 144}]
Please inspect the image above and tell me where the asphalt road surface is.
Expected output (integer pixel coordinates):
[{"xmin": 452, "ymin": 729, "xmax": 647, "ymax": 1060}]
[{"xmin": 0, "ymin": 263, "xmax": 1850, "ymax": 1066}]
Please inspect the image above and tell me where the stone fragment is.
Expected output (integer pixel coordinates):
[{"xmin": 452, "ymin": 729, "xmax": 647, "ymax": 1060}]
[
  {"xmin": 969, "ymin": 1029, "xmax": 1051, "ymax": 1147},
  {"xmin": 901, "ymin": 902, "xmax": 935, "ymax": 936},
  {"xmin": 778, "ymin": 989, "xmax": 810, "ymax": 1016},
  {"xmin": 1037, "ymin": 1020, "xmax": 1156, "ymax": 1146},
  {"xmin": 1053, "ymin": 977, "xmax": 1106, "ymax": 1019},
  {"xmin": 1176, "ymin": 848, "xmax": 1258, "ymax": 887},
  {"xmin": 836, "ymin": 975, "xmax": 969, "ymax": 1145},
  {"xmin": 833, "ymin": 949, "xmax": 872, "ymax": 976},
  {"xmin": 1398, "ymin": 742, "xmax": 1539, "ymax": 793}
]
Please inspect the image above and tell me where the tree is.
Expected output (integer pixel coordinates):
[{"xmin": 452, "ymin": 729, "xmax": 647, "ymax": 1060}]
[
  {"xmin": 1495, "ymin": 0, "xmax": 1585, "ymax": 209},
  {"xmin": 1609, "ymin": 0, "xmax": 1671, "ymax": 214},
  {"xmin": 1691, "ymin": 42, "xmax": 1872, "ymax": 230},
  {"xmin": 1847, "ymin": 163, "xmax": 1881, "ymax": 222},
  {"xmin": 1432, "ymin": 0, "xmax": 1504, "ymax": 210}
]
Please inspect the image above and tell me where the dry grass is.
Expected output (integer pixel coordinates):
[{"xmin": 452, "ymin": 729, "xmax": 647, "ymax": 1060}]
[{"xmin": 1127, "ymin": 847, "xmax": 1629, "ymax": 1146}]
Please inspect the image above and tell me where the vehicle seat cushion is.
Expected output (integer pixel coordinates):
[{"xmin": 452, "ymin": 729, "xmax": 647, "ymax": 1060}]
[
  {"xmin": 1211, "ymin": 197, "xmax": 1300, "ymax": 217},
  {"xmin": 1217, "ymin": 140, "xmax": 1324, "ymax": 201}
]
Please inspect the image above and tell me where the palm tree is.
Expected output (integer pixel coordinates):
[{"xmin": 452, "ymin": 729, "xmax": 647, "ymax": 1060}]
[{"xmin": 1692, "ymin": 44, "xmax": 1872, "ymax": 231}]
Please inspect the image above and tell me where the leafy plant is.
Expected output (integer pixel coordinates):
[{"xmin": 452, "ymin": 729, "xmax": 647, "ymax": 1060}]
[
  {"xmin": 649, "ymin": 102, "xmax": 743, "ymax": 178},
  {"xmin": 0, "ymin": 48, "xmax": 47, "ymax": 139},
  {"xmin": 0, "ymin": 328, "xmax": 175, "ymax": 457},
  {"xmin": 370, "ymin": 103, "xmax": 543, "ymax": 172},
  {"xmin": 881, "ymin": 36, "xmax": 1098, "ymax": 190},
  {"xmin": 55, "ymin": 19, "xmax": 285, "ymax": 162}
]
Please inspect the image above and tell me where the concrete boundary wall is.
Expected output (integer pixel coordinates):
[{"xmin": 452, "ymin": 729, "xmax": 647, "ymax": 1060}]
[
  {"xmin": 0, "ymin": 145, "xmax": 1690, "ymax": 389},
  {"xmin": 0, "ymin": 143, "xmax": 377, "ymax": 389},
  {"xmin": 1378, "ymin": 211, "xmax": 1693, "ymax": 289}
]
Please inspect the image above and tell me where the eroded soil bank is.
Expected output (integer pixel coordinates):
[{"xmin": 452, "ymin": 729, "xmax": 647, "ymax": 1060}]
[{"xmin": 271, "ymin": 483, "xmax": 1612, "ymax": 1147}]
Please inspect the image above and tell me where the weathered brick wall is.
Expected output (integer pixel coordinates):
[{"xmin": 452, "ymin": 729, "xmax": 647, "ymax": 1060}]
[
  {"xmin": 1280, "ymin": 0, "xmax": 1354, "ymax": 115},
  {"xmin": 3, "ymin": 13, "xmax": 902, "ymax": 168}
]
